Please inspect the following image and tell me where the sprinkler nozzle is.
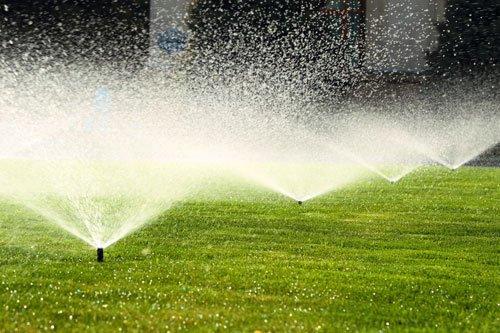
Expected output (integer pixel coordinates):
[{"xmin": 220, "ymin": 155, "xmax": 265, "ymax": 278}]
[
  {"xmin": 97, "ymin": 248, "xmax": 104, "ymax": 262},
  {"xmin": 297, "ymin": 200, "xmax": 303, "ymax": 205}
]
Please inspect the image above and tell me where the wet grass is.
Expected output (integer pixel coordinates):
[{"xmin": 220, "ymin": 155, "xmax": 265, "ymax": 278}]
[{"xmin": 0, "ymin": 166, "xmax": 498, "ymax": 332}]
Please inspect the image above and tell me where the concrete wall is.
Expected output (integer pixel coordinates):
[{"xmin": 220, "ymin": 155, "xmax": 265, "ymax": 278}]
[{"xmin": 365, "ymin": 0, "xmax": 447, "ymax": 73}]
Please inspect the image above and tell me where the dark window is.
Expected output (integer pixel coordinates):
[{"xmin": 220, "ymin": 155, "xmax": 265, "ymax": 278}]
[{"xmin": 321, "ymin": 0, "xmax": 366, "ymax": 65}]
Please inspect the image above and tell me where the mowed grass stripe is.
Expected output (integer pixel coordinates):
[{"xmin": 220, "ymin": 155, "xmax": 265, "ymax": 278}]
[{"xmin": 0, "ymin": 167, "xmax": 498, "ymax": 332}]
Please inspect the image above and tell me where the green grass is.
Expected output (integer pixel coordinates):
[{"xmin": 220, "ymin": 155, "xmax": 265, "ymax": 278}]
[{"xmin": 0, "ymin": 167, "xmax": 499, "ymax": 332}]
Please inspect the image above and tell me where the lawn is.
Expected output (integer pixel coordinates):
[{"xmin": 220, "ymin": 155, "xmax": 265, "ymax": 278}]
[{"xmin": 0, "ymin": 167, "xmax": 498, "ymax": 332}]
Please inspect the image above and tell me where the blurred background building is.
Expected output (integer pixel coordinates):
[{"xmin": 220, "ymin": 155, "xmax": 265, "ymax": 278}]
[
  {"xmin": 365, "ymin": 0, "xmax": 447, "ymax": 72},
  {"xmin": 150, "ymin": 0, "xmax": 448, "ymax": 73},
  {"xmin": 2, "ymin": 0, "xmax": 497, "ymax": 77}
]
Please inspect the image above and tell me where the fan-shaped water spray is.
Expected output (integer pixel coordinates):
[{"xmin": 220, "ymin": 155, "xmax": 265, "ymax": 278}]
[
  {"xmin": 0, "ymin": 75, "xmax": 206, "ymax": 254},
  {"xmin": 0, "ymin": 60, "xmax": 498, "ymax": 261},
  {"xmin": 402, "ymin": 99, "xmax": 500, "ymax": 169}
]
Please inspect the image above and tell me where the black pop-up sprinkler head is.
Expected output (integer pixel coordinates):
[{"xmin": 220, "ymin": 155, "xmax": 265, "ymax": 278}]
[
  {"xmin": 97, "ymin": 248, "xmax": 104, "ymax": 262},
  {"xmin": 297, "ymin": 200, "xmax": 303, "ymax": 205}
]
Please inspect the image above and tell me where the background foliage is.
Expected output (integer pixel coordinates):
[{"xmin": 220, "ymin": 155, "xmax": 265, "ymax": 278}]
[{"xmin": 428, "ymin": 0, "xmax": 500, "ymax": 75}]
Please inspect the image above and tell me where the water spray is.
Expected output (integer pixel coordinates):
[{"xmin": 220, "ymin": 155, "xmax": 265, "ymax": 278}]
[{"xmin": 97, "ymin": 248, "xmax": 104, "ymax": 262}]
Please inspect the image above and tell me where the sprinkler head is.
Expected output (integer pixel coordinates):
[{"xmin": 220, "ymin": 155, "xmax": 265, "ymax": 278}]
[
  {"xmin": 97, "ymin": 248, "xmax": 104, "ymax": 262},
  {"xmin": 297, "ymin": 200, "xmax": 303, "ymax": 205}
]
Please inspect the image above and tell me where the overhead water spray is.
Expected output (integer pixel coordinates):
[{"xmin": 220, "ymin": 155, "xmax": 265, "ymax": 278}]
[{"xmin": 0, "ymin": 31, "xmax": 497, "ymax": 260}]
